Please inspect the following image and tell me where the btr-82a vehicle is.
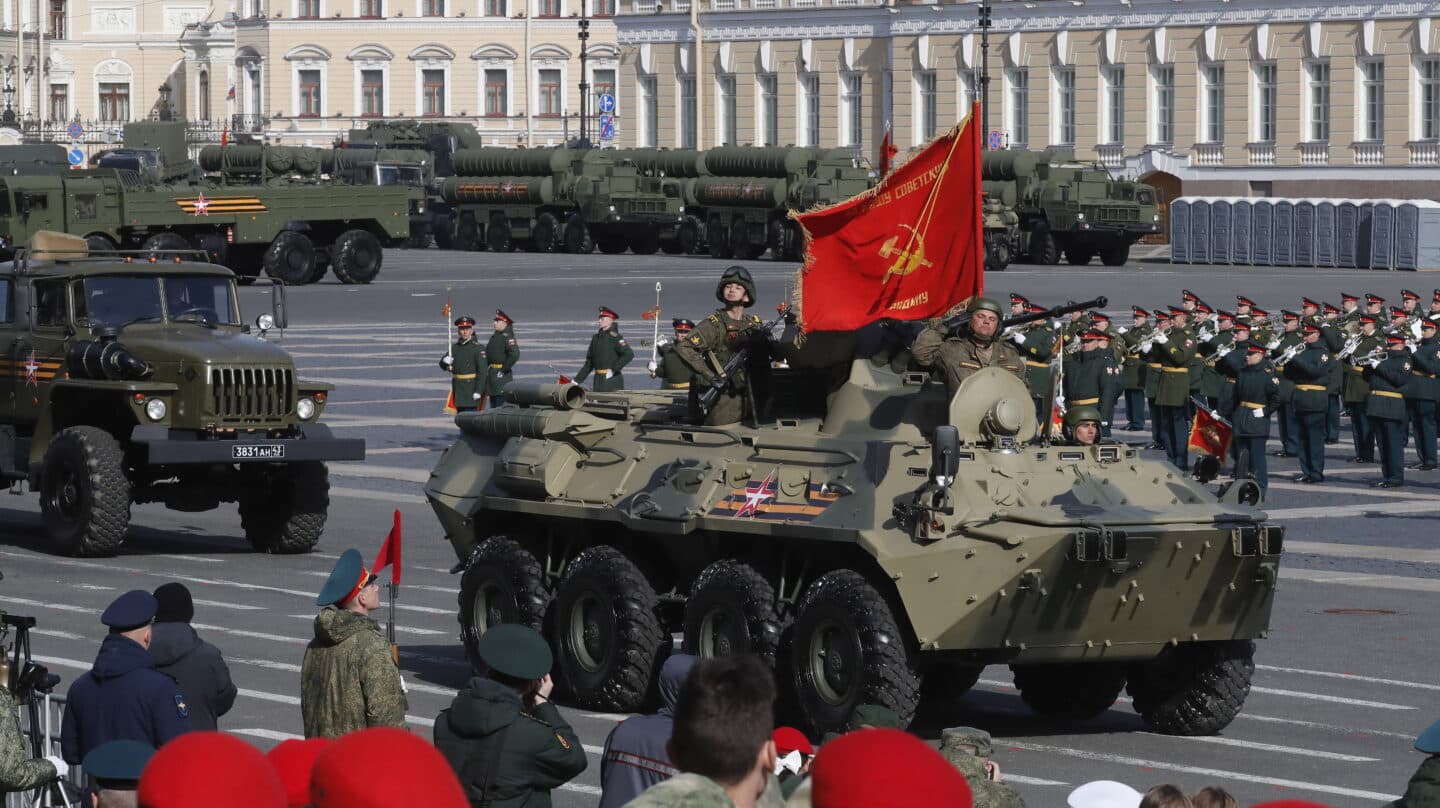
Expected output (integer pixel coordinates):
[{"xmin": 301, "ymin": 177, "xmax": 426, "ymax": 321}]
[{"xmin": 425, "ymin": 320, "xmax": 1281, "ymax": 736}]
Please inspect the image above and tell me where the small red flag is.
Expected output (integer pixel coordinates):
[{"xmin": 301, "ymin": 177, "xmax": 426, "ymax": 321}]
[
  {"xmin": 879, "ymin": 122, "xmax": 898, "ymax": 177},
  {"xmin": 442, "ymin": 301, "xmax": 452, "ymax": 318},
  {"xmin": 1188, "ymin": 402, "xmax": 1234, "ymax": 459},
  {"xmin": 443, "ymin": 390, "xmax": 457, "ymax": 415},
  {"xmin": 557, "ymin": 373, "xmax": 573, "ymax": 384},
  {"xmin": 640, "ymin": 306, "xmax": 660, "ymax": 321},
  {"xmin": 372, "ymin": 509, "xmax": 402, "ymax": 585},
  {"xmin": 220, "ymin": 125, "xmax": 229, "ymax": 147}
]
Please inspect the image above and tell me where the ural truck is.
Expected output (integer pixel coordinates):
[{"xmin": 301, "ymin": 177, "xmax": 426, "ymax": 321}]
[
  {"xmin": 0, "ymin": 231, "xmax": 364, "ymax": 556},
  {"xmin": 982, "ymin": 147, "xmax": 1160, "ymax": 267}
]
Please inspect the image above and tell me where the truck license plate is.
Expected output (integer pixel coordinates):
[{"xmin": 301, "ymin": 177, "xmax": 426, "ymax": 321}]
[{"xmin": 233, "ymin": 444, "xmax": 285, "ymax": 460}]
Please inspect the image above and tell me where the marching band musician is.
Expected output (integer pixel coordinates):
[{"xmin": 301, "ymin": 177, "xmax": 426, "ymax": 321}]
[
  {"xmin": 1405, "ymin": 318, "xmax": 1440, "ymax": 472},
  {"xmin": 1120, "ymin": 306, "xmax": 1153, "ymax": 432},
  {"xmin": 1284, "ymin": 322, "xmax": 1333, "ymax": 485},
  {"xmin": 1343, "ymin": 315, "xmax": 1385, "ymax": 465},
  {"xmin": 1367, "ymin": 333, "xmax": 1414, "ymax": 488},
  {"xmin": 1226, "ymin": 342, "xmax": 1282, "ymax": 497},
  {"xmin": 1147, "ymin": 310, "xmax": 1194, "ymax": 471},
  {"xmin": 1007, "ymin": 294, "xmax": 1056, "ymax": 424},
  {"xmin": 1270, "ymin": 311, "xmax": 1305, "ymax": 459},
  {"xmin": 1143, "ymin": 309, "xmax": 1172, "ymax": 451}
]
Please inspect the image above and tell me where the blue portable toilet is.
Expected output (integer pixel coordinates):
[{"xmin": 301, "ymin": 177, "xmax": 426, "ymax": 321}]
[
  {"xmin": 1371, "ymin": 200, "xmax": 1397, "ymax": 269},
  {"xmin": 1211, "ymin": 198, "xmax": 1234, "ymax": 264},
  {"xmin": 1357, "ymin": 201, "xmax": 1376, "ymax": 268},
  {"xmin": 1315, "ymin": 199, "xmax": 1338, "ymax": 267},
  {"xmin": 1252, "ymin": 199, "xmax": 1275, "ymax": 265},
  {"xmin": 1170, "ymin": 198, "xmax": 1191, "ymax": 263},
  {"xmin": 1189, "ymin": 198, "xmax": 1212, "ymax": 263},
  {"xmin": 1273, "ymin": 199, "xmax": 1295, "ymax": 266},
  {"xmin": 1394, "ymin": 199, "xmax": 1440, "ymax": 270},
  {"xmin": 1293, "ymin": 199, "xmax": 1316, "ymax": 266},
  {"xmin": 1336, "ymin": 200, "xmax": 1359, "ymax": 267},
  {"xmin": 1232, "ymin": 200, "xmax": 1253, "ymax": 265}
]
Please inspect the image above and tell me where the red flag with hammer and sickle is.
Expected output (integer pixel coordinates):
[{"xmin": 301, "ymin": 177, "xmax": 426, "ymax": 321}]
[{"xmin": 793, "ymin": 103, "xmax": 984, "ymax": 333}]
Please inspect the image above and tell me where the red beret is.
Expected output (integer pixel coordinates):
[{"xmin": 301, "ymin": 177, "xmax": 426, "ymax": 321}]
[
  {"xmin": 267, "ymin": 738, "xmax": 332, "ymax": 808},
  {"xmin": 773, "ymin": 726, "xmax": 814, "ymax": 756},
  {"xmin": 139, "ymin": 732, "xmax": 286, "ymax": 808},
  {"xmin": 311, "ymin": 728, "xmax": 467, "ymax": 808},
  {"xmin": 810, "ymin": 729, "xmax": 972, "ymax": 808}
]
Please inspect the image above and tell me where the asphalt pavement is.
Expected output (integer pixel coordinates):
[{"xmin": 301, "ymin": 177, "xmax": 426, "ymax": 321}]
[{"xmin": 0, "ymin": 248, "xmax": 1436, "ymax": 806}]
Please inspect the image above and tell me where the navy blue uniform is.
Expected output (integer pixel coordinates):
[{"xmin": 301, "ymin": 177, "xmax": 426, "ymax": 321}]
[
  {"xmin": 1284, "ymin": 341, "xmax": 1332, "ymax": 482},
  {"xmin": 1366, "ymin": 350, "xmax": 1412, "ymax": 486},
  {"xmin": 1407, "ymin": 337, "xmax": 1440, "ymax": 469},
  {"xmin": 61, "ymin": 635, "xmax": 193, "ymax": 763}
]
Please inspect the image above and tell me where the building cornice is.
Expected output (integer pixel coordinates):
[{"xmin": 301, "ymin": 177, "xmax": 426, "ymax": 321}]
[{"xmin": 238, "ymin": 16, "xmax": 617, "ymax": 31}]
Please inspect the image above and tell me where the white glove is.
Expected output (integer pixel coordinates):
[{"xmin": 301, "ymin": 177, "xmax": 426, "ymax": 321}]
[
  {"xmin": 774, "ymin": 750, "xmax": 803, "ymax": 777},
  {"xmin": 1010, "ymin": 332, "xmax": 1025, "ymax": 345},
  {"xmin": 472, "ymin": 392, "xmax": 482, "ymax": 400},
  {"xmin": 647, "ymin": 360, "xmax": 659, "ymax": 373},
  {"xmin": 1153, "ymin": 332, "xmax": 1169, "ymax": 345},
  {"xmin": 1252, "ymin": 407, "xmax": 1265, "ymax": 417},
  {"xmin": 601, "ymin": 370, "xmax": 612, "ymax": 379},
  {"xmin": 400, "ymin": 675, "xmax": 409, "ymax": 695},
  {"xmin": 44, "ymin": 756, "xmax": 67, "ymax": 778},
  {"xmin": 442, "ymin": 354, "xmax": 453, "ymax": 365}
]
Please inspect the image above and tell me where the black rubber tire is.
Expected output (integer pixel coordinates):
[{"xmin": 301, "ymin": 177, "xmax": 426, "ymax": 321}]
[
  {"xmin": 920, "ymin": 663, "xmax": 983, "ymax": 704},
  {"xmin": 1065, "ymin": 249, "xmax": 1094, "ymax": 266},
  {"xmin": 1028, "ymin": 222, "xmax": 1060, "ymax": 265},
  {"xmin": 552, "ymin": 545, "xmax": 666, "ymax": 713},
  {"xmin": 142, "ymin": 232, "xmax": 191, "ymax": 259},
  {"xmin": 564, "ymin": 213, "xmax": 595, "ymax": 254},
  {"xmin": 597, "ymin": 235, "xmax": 629, "ymax": 255},
  {"xmin": 678, "ymin": 217, "xmax": 702, "ymax": 255},
  {"xmin": 789, "ymin": 569, "xmax": 920, "ymax": 737},
  {"xmin": 988, "ymin": 236, "xmax": 1012, "ymax": 271},
  {"xmin": 84, "ymin": 233, "xmax": 118, "ymax": 254},
  {"xmin": 1101, "ymin": 242, "xmax": 1131, "ymax": 267},
  {"xmin": 262, "ymin": 231, "xmax": 316, "ymax": 285},
  {"xmin": 681, "ymin": 560, "xmax": 783, "ymax": 667},
  {"xmin": 707, "ymin": 216, "xmax": 733, "ymax": 259},
  {"xmin": 433, "ymin": 222, "xmax": 455, "ymax": 250},
  {"xmin": 631, "ymin": 232, "xmax": 660, "ymax": 255},
  {"xmin": 766, "ymin": 219, "xmax": 787, "ymax": 260},
  {"xmin": 659, "ymin": 239, "xmax": 683, "ymax": 255},
  {"xmin": 39, "ymin": 426, "xmax": 130, "ymax": 557},
  {"xmin": 487, "ymin": 213, "xmax": 513, "ymax": 253},
  {"xmin": 238, "ymin": 462, "xmax": 328, "ymax": 553},
  {"xmin": 730, "ymin": 220, "xmax": 755, "ymax": 260},
  {"xmin": 405, "ymin": 229, "xmax": 432, "ymax": 249},
  {"xmin": 458, "ymin": 536, "xmax": 550, "ymax": 673},
  {"xmin": 532, "ymin": 212, "xmax": 560, "ymax": 253},
  {"xmin": 783, "ymin": 221, "xmax": 805, "ymax": 260},
  {"xmin": 1012, "ymin": 662, "xmax": 1127, "ymax": 720},
  {"xmin": 305, "ymin": 250, "xmax": 330, "ymax": 284},
  {"xmin": 455, "ymin": 213, "xmax": 481, "ymax": 252},
  {"xmin": 1127, "ymin": 640, "xmax": 1256, "ymax": 736},
  {"xmin": 331, "ymin": 229, "xmax": 383, "ymax": 284}
]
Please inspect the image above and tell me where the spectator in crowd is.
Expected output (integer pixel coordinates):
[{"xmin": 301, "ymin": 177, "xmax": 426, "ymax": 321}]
[
  {"xmin": 771, "ymin": 727, "xmax": 813, "ymax": 800},
  {"xmin": 433, "ymin": 624, "xmax": 587, "ymax": 807},
  {"xmin": 1387, "ymin": 718, "xmax": 1440, "ymax": 808},
  {"xmin": 62, "ymin": 591, "xmax": 192, "ymax": 764},
  {"xmin": 137, "ymin": 732, "xmax": 286, "ymax": 808},
  {"xmin": 266, "ymin": 738, "xmax": 332, "ymax": 808},
  {"xmin": 148, "ymin": 583, "xmax": 237, "ymax": 732},
  {"xmin": 599, "ymin": 654, "xmax": 698, "ymax": 808},
  {"xmin": 808, "ymin": 728, "xmax": 972, "ymax": 808},
  {"xmin": 1138, "ymin": 785, "xmax": 1192, "ymax": 808},
  {"xmin": 1068, "ymin": 780, "xmax": 1143, "ymax": 808},
  {"xmin": 622, "ymin": 654, "xmax": 778, "ymax": 808},
  {"xmin": 80, "ymin": 740, "xmax": 152, "ymax": 808},
  {"xmin": 1189, "ymin": 787, "xmax": 1237, "ymax": 808},
  {"xmin": 311, "ymin": 727, "xmax": 467, "ymax": 808},
  {"xmin": 939, "ymin": 726, "xmax": 1026, "ymax": 808}
]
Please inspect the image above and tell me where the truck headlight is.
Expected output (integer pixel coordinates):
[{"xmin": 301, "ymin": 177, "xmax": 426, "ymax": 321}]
[
  {"xmin": 1076, "ymin": 212, "xmax": 1086, "ymax": 221},
  {"xmin": 257, "ymin": 313, "xmax": 276, "ymax": 332},
  {"xmin": 1153, "ymin": 213, "xmax": 1161, "ymax": 221},
  {"xmin": 144, "ymin": 398, "xmax": 168, "ymax": 421},
  {"xmin": 609, "ymin": 205, "xmax": 616, "ymax": 212},
  {"xmin": 296, "ymin": 397, "xmax": 316, "ymax": 421}
]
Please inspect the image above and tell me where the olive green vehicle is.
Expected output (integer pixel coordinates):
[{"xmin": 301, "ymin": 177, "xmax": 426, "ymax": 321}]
[
  {"xmin": 0, "ymin": 231, "xmax": 363, "ymax": 557},
  {"xmin": 425, "ymin": 328, "xmax": 1282, "ymax": 736},
  {"xmin": 0, "ymin": 144, "xmax": 70, "ymax": 176},
  {"xmin": 983, "ymin": 147, "xmax": 1160, "ymax": 267},
  {"xmin": 342, "ymin": 120, "xmax": 488, "ymax": 249},
  {"xmin": 982, "ymin": 193, "xmax": 1020, "ymax": 272}
]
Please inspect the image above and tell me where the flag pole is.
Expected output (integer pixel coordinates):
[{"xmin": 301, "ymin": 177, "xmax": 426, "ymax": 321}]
[
  {"xmin": 650, "ymin": 282, "xmax": 662, "ymax": 369},
  {"xmin": 388, "ymin": 581, "xmax": 398, "ymax": 666}
]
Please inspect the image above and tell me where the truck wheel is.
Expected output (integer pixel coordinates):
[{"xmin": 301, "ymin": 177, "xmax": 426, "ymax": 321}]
[
  {"xmin": 84, "ymin": 234, "xmax": 118, "ymax": 254},
  {"xmin": 766, "ymin": 219, "xmax": 787, "ymax": 260},
  {"xmin": 552, "ymin": 545, "xmax": 666, "ymax": 713},
  {"xmin": 659, "ymin": 240, "xmax": 683, "ymax": 255},
  {"xmin": 405, "ymin": 229, "xmax": 432, "ymax": 249},
  {"xmin": 1065, "ymin": 249, "xmax": 1094, "ymax": 266},
  {"xmin": 597, "ymin": 235, "xmax": 629, "ymax": 255},
  {"xmin": 433, "ymin": 224, "xmax": 454, "ymax": 250},
  {"xmin": 487, "ymin": 213, "xmax": 513, "ymax": 253},
  {"xmin": 1028, "ymin": 222, "xmax": 1059, "ymax": 265},
  {"xmin": 789, "ymin": 569, "xmax": 920, "ymax": 736},
  {"xmin": 707, "ymin": 216, "xmax": 733, "ymax": 259},
  {"xmin": 1127, "ymin": 640, "xmax": 1255, "ymax": 736},
  {"xmin": 920, "ymin": 663, "xmax": 983, "ymax": 704},
  {"xmin": 39, "ymin": 426, "xmax": 130, "ymax": 557},
  {"xmin": 238, "ymin": 462, "xmax": 328, "ymax": 554},
  {"xmin": 262, "ymin": 231, "xmax": 316, "ymax": 286},
  {"xmin": 729, "ymin": 221, "xmax": 755, "ymax": 260},
  {"xmin": 1012, "ymin": 662, "xmax": 1127, "ymax": 720},
  {"xmin": 1100, "ymin": 242, "xmax": 1131, "ymax": 266},
  {"xmin": 678, "ymin": 217, "xmax": 702, "ymax": 255},
  {"xmin": 631, "ymin": 232, "xmax": 660, "ymax": 255},
  {"xmin": 332, "ymin": 229, "xmax": 384, "ymax": 284},
  {"xmin": 142, "ymin": 232, "xmax": 191, "ymax": 258},
  {"xmin": 458, "ymin": 536, "xmax": 551, "ymax": 672},
  {"xmin": 682, "ymin": 560, "xmax": 783, "ymax": 667},
  {"xmin": 532, "ymin": 212, "xmax": 560, "ymax": 253},
  {"xmin": 563, "ymin": 214, "xmax": 594, "ymax": 254},
  {"xmin": 455, "ymin": 213, "xmax": 481, "ymax": 251},
  {"xmin": 305, "ymin": 250, "xmax": 330, "ymax": 284}
]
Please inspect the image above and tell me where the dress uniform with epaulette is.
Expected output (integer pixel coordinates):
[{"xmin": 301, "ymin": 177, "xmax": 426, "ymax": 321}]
[
  {"xmin": 1198, "ymin": 311, "xmax": 1236, "ymax": 409},
  {"xmin": 1248, "ymin": 306, "xmax": 1275, "ymax": 349},
  {"xmin": 1120, "ymin": 306, "xmax": 1152, "ymax": 431},
  {"xmin": 1367, "ymin": 334, "xmax": 1413, "ymax": 488},
  {"xmin": 652, "ymin": 318, "xmax": 697, "ymax": 390},
  {"xmin": 440, "ymin": 316, "xmax": 485, "ymax": 412},
  {"xmin": 576, "ymin": 307, "xmax": 635, "ymax": 393},
  {"xmin": 1271, "ymin": 312, "xmax": 1305, "ymax": 458},
  {"xmin": 1366, "ymin": 293, "xmax": 1390, "ymax": 327},
  {"xmin": 1228, "ymin": 342, "xmax": 1282, "ymax": 495},
  {"xmin": 1007, "ymin": 299, "xmax": 1056, "ymax": 423},
  {"xmin": 1319, "ymin": 302, "xmax": 1347, "ymax": 442},
  {"xmin": 484, "ymin": 310, "xmax": 521, "ymax": 406},
  {"xmin": 1344, "ymin": 316, "xmax": 1385, "ymax": 464},
  {"xmin": 1143, "ymin": 309, "xmax": 1171, "ymax": 450},
  {"xmin": 1406, "ymin": 319, "xmax": 1440, "ymax": 471},
  {"xmin": 1285, "ymin": 323, "xmax": 1332, "ymax": 484},
  {"xmin": 1403, "ymin": 288, "xmax": 1423, "ymax": 317},
  {"xmin": 1339, "ymin": 293, "xmax": 1362, "ymax": 333},
  {"xmin": 1063, "ymin": 329, "xmax": 1108, "ymax": 417},
  {"xmin": 675, "ymin": 266, "xmax": 774, "ymax": 426},
  {"xmin": 1148, "ymin": 314, "xmax": 1195, "ymax": 471},
  {"xmin": 1180, "ymin": 306, "xmax": 1208, "ymax": 413}
]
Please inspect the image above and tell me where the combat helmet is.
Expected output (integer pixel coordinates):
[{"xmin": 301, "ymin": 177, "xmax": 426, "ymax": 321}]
[
  {"xmin": 967, "ymin": 297, "xmax": 1003, "ymax": 317},
  {"xmin": 717, "ymin": 265, "xmax": 756, "ymax": 308},
  {"xmin": 1064, "ymin": 405, "xmax": 1103, "ymax": 427}
]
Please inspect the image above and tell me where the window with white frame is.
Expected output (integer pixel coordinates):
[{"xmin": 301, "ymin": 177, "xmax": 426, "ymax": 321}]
[
  {"xmin": 423, "ymin": 0, "xmax": 443, "ymax": 15},
  {"xmin": 297, "ymin": 0, "xmax": 319, "ymax": 16},
  {"xmin": 679, "ymin": 75, "xmax": 696, "ymax": 148},
  {"xmin": 917, "ymin": 70, "xmax": 937, "ymax": 141},
  {"xmin": 591, "ymin": 0, "xmax": 614, "ymax": 14},
  {"xmin": 1423, "ymin": 57, "xmax": 1440, "ymax": 140},
  {"xmin": 1103, "ymin": 65, "xmax": 1124, "ymax": 144},
  {"xmin": 422, "ymin": 69, "xmax": 445, "ymax": 116},
  {"xmin": 758, "ymin": 74, "xmax": 778, "ymax": 146},
  {"xmin": 484, "ymin": 0, "xmax": 505, "ymax": 14},
  {"xmin": 802, "ymin": 73, "xmax": 820, "ymax": 146},
  {"xmin": 1254, "ymin": 62, "xmax": 1276, "ymax": 142},
  {"xmin": 841, "ymin": 71, "xmax": 863, "ymax": 147},
  {"xmin": 537, "ymin": 0, "xmax": 560, "ymax": 16},
  {"xmin": 361, "ymin": 69, "xmax": 383, "ymax": 116},
  {"xmin": 1153, "ymin": 64, "xmax": 1174, "ymax": 144},
  {"xmin": 1360, "ymin": 59, "xmax": 1383, "ymax": 142},
  {"xmin": 1202, "ymin": 64, "xmax": 1224, "ymax": 143},
  {"xmin": 718, "ymin": 74, "xmax": 736, "ymax": 145},
  {"xmin": 298, "ymin": 69, "xmax": 322, "ymax": 116},
  {"xmin": 484, "ymin": 69, "xmax": 507, "ymax": 116},
  {"xmin": 1053, "ymin": 66, "xmax": 1075, "ymax": 145},
  {"xmin": 538, "ymin": 68, "xmax": 562, "ymax": 116},
  {"xmin": 1307, "ymin": 61, "xmax": 1330, "ymax": 141},
  {"xmin": 638, "ymin": 75, "xmax": 657, "ymax": 147},
  {"xmin": 1007, "ymin": 68, "xmax": 1029, "ymax": 147}
]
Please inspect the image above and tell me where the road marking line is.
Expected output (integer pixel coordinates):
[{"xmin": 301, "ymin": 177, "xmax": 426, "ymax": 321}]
[
  {"xmin": 166, "ymin": 554, "xmax": 226, "ymax": 564},
  {"xmin": 328, "ymin": 486, "xmax": 427, "ymax": 504},
  {"xmin": 329, "ymin": 463, "xmax": 430, "ymax": 484},
  {"xmin": 1251, "ymin": 685, "xmax": 1412, "ymax": 710},
  {"xmin": 192, "ymin": 599, "xmax": 267, "ymax": 611},
  {"xmin": 1005, "ymin": 774, "xmax": 1069, "ymax": 787},
  {"xmin": 1257, "ymin": 664, "xmax": 1440, "ymax": 692},
  {"xmin": 1139, "ymin": 733, "xmax": 1379, "ymax": 762},
  {"xmin": 1282, "ymin": 568, "xmax": 1440, "ymax": 593},
  {"xmin": 32, "ymin": 628, "xmax": 86, "ymax": 641},
  {"xmin": 71, "ymin": 585, "xmax": 115, "ymax": 591},
  {"xmin": 1266, "ymin": 500, "xmax": 1440, "ymax": 519},
  {"xmin": 233, "ymin": 729, "xmax": 302, "ymax": 742},
  {"xmin": 193, "ymin": 623, "xmax": 305, "ymax": 645},
  {"xmin": 285, "ymin": 615, "xmax": 446, "ymax": 635},
  {"xmin": 1285, "ymin": 540, "xmax": 1440, "ymax": 564},
  {"xmin": 0, "ymin": 596, "xmax": 92, "ymax": 614}
]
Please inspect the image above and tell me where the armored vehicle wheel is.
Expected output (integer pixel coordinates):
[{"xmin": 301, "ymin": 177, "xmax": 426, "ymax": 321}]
[
  {"xmin": 405, "ymin": 229, "xmax": 432, "ymax": 249},
  {"xmin": 729, "ymin": 221, "xmax": 756, "ymax": 260},
  {"xmin": 597, "ymin": 235, "xmax": 629, "ymax": 255},
  {"xmin": 631, "ymin": 232, "xmax": 660, "ymax": 255},
  {"xmin": 1100, "ymin": 242, "xmax": 1131, "ymax": 266},
  {"xmin": 789, "ymin": 569, "xmax": 920, "ymax": 736},
  {"xmin": 552, "ymin": 545, "xmax": 666, "ymax": 713},
  {"xmin": 455, "ymin": 214, "xmax": 481, "ymax": 252},
  {"xmin": 263, "ymin": 232, "xmax": 316, "ymax": 286},
  {"xmin": 1028, "ymin": 222, "xmax": 1060, "ymax": 265},
  {"xmin": 39, "ymin": 426, "xmax": 131, "ymax": 557},
  {"xmin": 678, "ymin": 217, "xmax": 702, "ymax": 255},
  {"xmin": 532, "ymin": 212, "xmax": 560, "ymax": 253},
  {"xmin": 487, "ymin": 214, "xmax": 513, "ymax": 253},
  {"xmin": 564, "ymin": 213, "xmax": 595, "ymax": 254},
  {"xmin": 659, "ymin": 239, "xmax": 683, "ymax": 255},
  {"xmin": 332, "ymin": 229, "xmax": 383, "ymax": 284},
  {"xmin": 238, "ymin": 462, "xmax": 328, "ymax": 554},
  {"xmin": 84, "ymin": 234, "xmax": 118, "ymax": 254},
  {"xmin": 682, "ymin": 560, "xmax": 783, "ymax": 667},
  {"xmin": 989, "ymin": 238, "xmax": 1012, "ymax": 271},
  {"xmin": 305, "ymin": 251, "xmax": 330, "ymax": 284},
  {"xmin": 920, "ymin": 663, "xmax": 983, "ymax": 703},
  {"xmin": 1065, "ymin": 249, "xmax": 1094, "ymax": 266},
  {"xmin": 458, "ymin": 536, "xmax": 550, "ymax": 672},
  {"xmin": 707, "ymin": 216, "xmax": 733, "ymax": 259},
  {"xmin": 1012, "ymin": 663, "xmax": 1127, "ymax": 720},
  {"xmin": 1127, "ymin": 640, "xmax": 1255, "ymax": 736},
  {"xmin": 142, "ymin": 232, "xmax": 191, "ymax": 258}
]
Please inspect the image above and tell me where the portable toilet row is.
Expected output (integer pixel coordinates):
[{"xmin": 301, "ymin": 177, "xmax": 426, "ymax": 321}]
[{"xmin": 1169, "ymin": 196, "xmax": 1440, "ymax": 270}]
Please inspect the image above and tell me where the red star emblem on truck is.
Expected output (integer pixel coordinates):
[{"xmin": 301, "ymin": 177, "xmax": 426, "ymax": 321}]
[
  {"xmin": 193, "ymin": 192, "xmax": 209, "ymax": 216},
  {"xmin": 23, "ymin": 350, "xmax": 40, "ymax": 387}
]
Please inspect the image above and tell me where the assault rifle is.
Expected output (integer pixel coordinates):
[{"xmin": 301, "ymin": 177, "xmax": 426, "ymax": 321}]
[
  {"xmin": 941, "ymin": 296, "xmax": 1108, "ymax": 338},
  {"xmin": 699, "ymin": 311, "xmax": 790, "ymax": 413}
]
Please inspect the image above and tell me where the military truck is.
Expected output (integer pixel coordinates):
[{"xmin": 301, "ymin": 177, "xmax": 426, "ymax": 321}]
[
  {"xmin": 343, "ymin": 120, "xmax": 488, "ymax": 248},
  {"xmin": 437, "ymin": 147, "xmax": 683, "ymax": 254},
  {"xmin": 425, "ymin": 319, "xmax": 1281, "ymax": 736},
  {"xmin": 982, "ymin": 193, "xmax": 1020, "ymax": 272},
  {"xmin": 0, "ymin": 144, "xmax": 71, "ymax": 176},
  {"xmin": 983, "ymin": 147, "xmax": 1160, "ymax": 267},
  {"xmin": 0, "ymin": 231, "xmax": 364, "ymax": 556}
]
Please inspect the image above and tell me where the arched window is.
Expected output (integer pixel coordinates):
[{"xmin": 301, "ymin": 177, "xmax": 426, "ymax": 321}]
[{"xmin": 198, "ymin": 70, "xmax": 210, "ymax": 121}]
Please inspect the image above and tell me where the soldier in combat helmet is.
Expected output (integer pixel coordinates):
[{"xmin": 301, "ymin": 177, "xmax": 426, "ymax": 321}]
[
  {"xmin": 939, "ymin": 727, "xmax": 1027, "ymax": 808},
  {"xmin": 912, "ymin": 297, "xmax": 1027, "ymax": 401},
  {"xmin": 676, "ymin": 266, "xmax": 773, "ymax": 426}
]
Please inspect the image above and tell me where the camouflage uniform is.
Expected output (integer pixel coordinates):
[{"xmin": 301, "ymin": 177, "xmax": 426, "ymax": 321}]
[
  {"xmin": 912, "ymin": 326, "xmax": 1027, "ymax": 401},
  {"xmin": 300, "ymin": 607, "xmax": 407, "ymax": 739},
  {"xmin": 0, "ymin": 688, "xmax": 58, "ymax": 790},
  {"xmin": 939, "ymin": 727, "xmax": 1027, "ymax": 808},
  {"xmin": 621, "ymin": 773, "xmax": 737, "ymax": 808}
]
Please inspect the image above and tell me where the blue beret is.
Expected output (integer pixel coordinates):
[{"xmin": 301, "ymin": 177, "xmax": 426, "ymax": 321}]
[
  {"xmin": 101, "ymin": 590, "xmax": 157, "ymax": 630},
  {"xmin": 82, "ymin": 739, "xmax": 154, "ymax": 785},
  {"xmin": 1417, "ymin": 719, "xmax": 1440, "ymax": 754},
  {"xmin": 476, "ymin": 624, "xmax": 552, "ymax": 680},
  {"xmin": 316, "ymin": 548, "xmax": 370, "ymax": 607}
]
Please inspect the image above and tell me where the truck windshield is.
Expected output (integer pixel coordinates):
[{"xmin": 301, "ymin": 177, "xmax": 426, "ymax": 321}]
[
  {"xmin": 77, "ymin": 276, "xmax": 239, "ymax": 328},
  {"xmin": 375, "ymin": 165, "xmax": 424, "ymax": 186}
]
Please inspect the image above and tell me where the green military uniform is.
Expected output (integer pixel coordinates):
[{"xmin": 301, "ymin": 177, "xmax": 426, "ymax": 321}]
[
  {"xmin": 938, "ymin": 727, "xmax": 1027, "ymax": 808},
  {"xmin": 1119, "ymin": 314, "xmax": 1153, "ymax": 430},
  {"xmin": 653, "ymin": 319, "xmax": 698, "ymax": 390},
  {"xmin": 441, "ymin": 315, "xmax": 485, "ymax": 409},
  {"xmin": 1367, "ymin": 341, "xmax": 1412, "ymax": 486},
  {"xmin": 1386, "ymin": 756, "xmax": 1440, "ymax": 808},
  {"xmin": 675, "ymin": 267, "xmax": 772, "ymax": 426},
  {"xmin": 1271, "ymin": 323, "xmax": 1305, "ymax": 456},
  {"xmin": 0, "ymin": 688, "xmax": 59, "ymax": 791},
  {"xmin": 1150, "ymin": 324, "xmax": 1195, "ymax": 469},
  {"xmin": 1198, "ymin": 324, "xmax": 1236, "ymax": 406},
  {"xmin": 1008, "ymin": 321, "xmax": 1055, "ymax": 422},
  {"xmin": 577, "ymin": 306, "xmax": 635, "ymax": 393},
  {"xmin": 622, "ymin": 773, "xmax": 736, "ymax": 807},
  {"xmin": 483, "ymin": 310, "xmax": 521, "ymax": 400},
  {"xmin": 1285, "ymin": 334, "xmax": 1332, "ymax": 482},
  {"xmin": 1226, "ymin": 346, "xmax": 1282, "ymax": 494},
  {"xmin": 913, "ymin": 299, "xmax": 1027, "ymax": 402},
  {"xmin": 1062, "ymin": 338, "xmax": 1107, "ymax": 414},
  {"xmin": 1343, "ymin": 324, "xmax": 1385, "ymax": 463}
]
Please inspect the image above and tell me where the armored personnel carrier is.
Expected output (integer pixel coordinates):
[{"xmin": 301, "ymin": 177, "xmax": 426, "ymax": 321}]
[{"xmin": 425, "ymin": 315, "xmax": 1282, "ymax": 736}]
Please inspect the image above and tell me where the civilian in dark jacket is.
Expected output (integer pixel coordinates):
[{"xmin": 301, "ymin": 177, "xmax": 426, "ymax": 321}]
[
  {"xmin": 149, "ymin": 583, "xmax": 237, "ymax": 731},
  {"xmin": 598, "ymin": 654, "xmax": 698, "ymax": 808}
]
